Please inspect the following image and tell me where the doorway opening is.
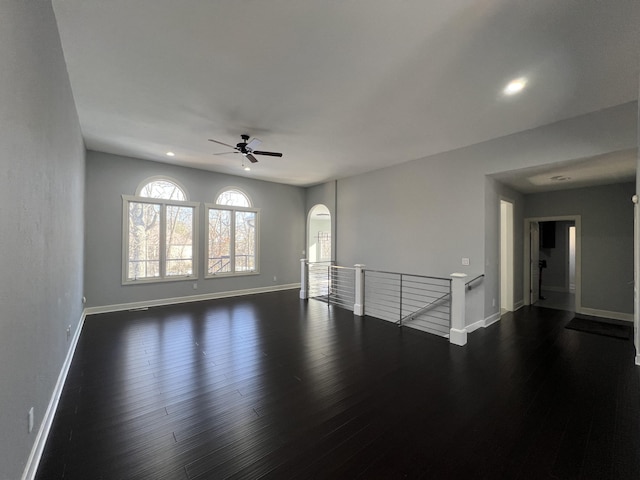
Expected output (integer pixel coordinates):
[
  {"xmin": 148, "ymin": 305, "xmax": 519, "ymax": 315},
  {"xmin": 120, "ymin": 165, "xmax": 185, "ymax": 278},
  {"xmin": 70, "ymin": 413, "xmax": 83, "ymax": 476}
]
[
  {"xmin": 524, "ymin": 216, "xmax": 580, "ymax": 312},
  {"xmin": 307, "ymin": 204, "xmax": 332, "ymax": 263}
]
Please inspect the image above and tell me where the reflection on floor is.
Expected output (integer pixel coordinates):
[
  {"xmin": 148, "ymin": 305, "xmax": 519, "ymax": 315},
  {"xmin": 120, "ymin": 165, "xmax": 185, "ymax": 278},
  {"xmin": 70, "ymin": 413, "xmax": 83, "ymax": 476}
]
[
  {"xmin": 534, "ymin": 289, "xmax": 575, "ymax": 312},
  {"xmin": 36, "ymin": 289, "xmax": 640, "ymax": 479}
]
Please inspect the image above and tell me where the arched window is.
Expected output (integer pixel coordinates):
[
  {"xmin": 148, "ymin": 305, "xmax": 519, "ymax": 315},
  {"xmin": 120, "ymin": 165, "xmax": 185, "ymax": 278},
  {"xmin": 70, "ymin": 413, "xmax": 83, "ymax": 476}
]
[
  {"xmin": 207, "ymin": 188, "xmax": 259, "ymax": 276},
  {"xmin": 138, "ymin": 178, "xmax": 186, "ymax": 201},
  {"xmin": 123, "ymin": 177, "xmax": 198, "ymax": 283},
  {"xmin": 215, "ymin": 188, "xmax": 250, "ymax": 207}
]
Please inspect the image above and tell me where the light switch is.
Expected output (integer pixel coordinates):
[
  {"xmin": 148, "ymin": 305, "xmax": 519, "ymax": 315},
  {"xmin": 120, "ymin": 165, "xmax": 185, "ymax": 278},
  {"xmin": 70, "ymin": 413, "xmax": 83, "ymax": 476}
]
[{"xmin": 462, "ymin": 258, "xmax": 470, "ymax": 266}]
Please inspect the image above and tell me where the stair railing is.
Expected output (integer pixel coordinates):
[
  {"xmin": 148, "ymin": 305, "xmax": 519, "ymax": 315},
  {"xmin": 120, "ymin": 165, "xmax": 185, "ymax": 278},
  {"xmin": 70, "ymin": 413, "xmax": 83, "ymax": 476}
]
[{"xmin": 300, "ymin": 260, "xmax": 479, "ymax": 346}]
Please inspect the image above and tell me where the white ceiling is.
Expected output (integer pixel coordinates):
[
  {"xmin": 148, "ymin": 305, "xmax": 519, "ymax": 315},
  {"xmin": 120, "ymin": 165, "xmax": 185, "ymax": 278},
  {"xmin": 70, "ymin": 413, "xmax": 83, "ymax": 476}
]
[{"xmin": 52, "ymin": 0, "xmax": 639, "ymax": 187}]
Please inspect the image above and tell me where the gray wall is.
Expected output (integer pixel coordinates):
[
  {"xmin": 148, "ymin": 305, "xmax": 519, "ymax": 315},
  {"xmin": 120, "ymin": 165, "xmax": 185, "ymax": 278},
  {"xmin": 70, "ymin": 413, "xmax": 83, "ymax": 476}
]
[
  {"xmin": 84, "ymin": 151, "xmax": 305, "ymax": 308},
  {"xmin": 0, "ymin": 1, "xmax": 85, "ymax": 478},
  {"xmin": 486, "ymin": 178, "xmax": 525, "ymax": 310},
  {"xmin": 525, "ymin": 183, "xmax": 635, "ymax": 314},
  {"xmin": 330, "ymin": 102, "xmax": 636, "ymax": 327}
]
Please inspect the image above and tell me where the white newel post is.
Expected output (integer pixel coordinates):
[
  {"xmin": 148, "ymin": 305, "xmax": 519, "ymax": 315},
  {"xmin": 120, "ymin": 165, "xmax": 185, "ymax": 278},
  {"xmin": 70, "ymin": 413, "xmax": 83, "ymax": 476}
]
[
  {"xmin": 300, "ymin": 259, "xmax": 309, "ymax": 300},
  {"xmin": 449, "ymin": 273, "xmax": 467, "ymax": 346},
  {"xmin": 354, "ymin": 264, "xmax": 365, "ymax": 316}
]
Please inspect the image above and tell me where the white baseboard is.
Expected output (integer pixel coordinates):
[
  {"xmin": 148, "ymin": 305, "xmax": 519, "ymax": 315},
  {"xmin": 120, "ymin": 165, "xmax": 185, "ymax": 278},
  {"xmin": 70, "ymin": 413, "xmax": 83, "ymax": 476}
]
[
  {"xmin": 484, "ymin": 311, "xmax": 501, "ymax": 327},
  {"xmin": 85, "ymin": 283, "xmax": 301, "ymax": 316},
  {"xmin": 636, "ymin": 354, "xmax": 640, "ymax": 366},
  {"xmin": 465, "ymin": 311, "xmax": 501, "ymax": 335},
  {"xmin": 577, "ymin": 307, "xmax": 633, "ymax": 322},
  {"xmin": 513, "ymin": 300, "xmax": 525, "ymax": 311},
  {"xmin": 21, "ymin": 311, "xmax": 87, "ymax": 480},
  {"xmin": 465, "ymin": 319, "xmax": 485, "ymax": 333}
]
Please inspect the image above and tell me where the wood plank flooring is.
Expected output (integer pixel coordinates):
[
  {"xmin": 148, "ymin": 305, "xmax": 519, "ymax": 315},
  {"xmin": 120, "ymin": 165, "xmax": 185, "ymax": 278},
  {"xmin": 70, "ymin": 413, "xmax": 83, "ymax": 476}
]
[{"xmin": 37, "ymin": 290, "xmax": 640, "ymax": 479}]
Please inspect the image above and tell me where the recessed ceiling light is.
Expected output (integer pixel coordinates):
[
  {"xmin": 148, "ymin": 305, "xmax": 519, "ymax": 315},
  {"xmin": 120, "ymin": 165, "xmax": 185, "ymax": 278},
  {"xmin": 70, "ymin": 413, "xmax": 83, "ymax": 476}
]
[
  {"xmin": 244, "ymin": 166, "xmax": 251, "ymax": 171},
  {"xmin": 166, "ymin": 151, "xmax": 175, "ymax": 157},
  {"xmin": 550, "ymin": 175, "xmax": 571, "ymax": 182},
  {"xmin": 503, "ymin": 77, "xmax": 527, "ymax": 96}
]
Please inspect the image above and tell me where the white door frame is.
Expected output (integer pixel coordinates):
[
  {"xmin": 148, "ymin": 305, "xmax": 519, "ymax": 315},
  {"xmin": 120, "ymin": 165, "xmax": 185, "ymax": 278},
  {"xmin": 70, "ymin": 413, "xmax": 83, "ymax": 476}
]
[
  {"xmin": 633, "ymin": 195, "xmax": 639, "ymax": 365},
  {"xmin": 524, "ymin": 215, "xmax": 581, "ymax": 311},
  {"xmin": 500, "ymin": 198, "xmax": 514, "ymax": 312}
]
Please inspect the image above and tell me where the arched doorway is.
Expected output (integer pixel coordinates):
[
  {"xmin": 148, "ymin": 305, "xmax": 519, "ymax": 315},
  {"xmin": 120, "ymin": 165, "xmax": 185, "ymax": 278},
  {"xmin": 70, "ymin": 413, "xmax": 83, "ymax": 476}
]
[
  {"xmin": 307, "ymin": 205, "xmax": 332, "ymax": 301},
  {"xmin": 307, "ymin": 204, "xmax": 331, "ymax": 263}
]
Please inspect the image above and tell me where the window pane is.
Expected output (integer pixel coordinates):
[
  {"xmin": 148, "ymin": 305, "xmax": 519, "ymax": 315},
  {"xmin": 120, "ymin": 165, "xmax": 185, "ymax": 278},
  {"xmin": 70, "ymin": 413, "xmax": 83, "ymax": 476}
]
[
  {"xmin": 235, "ymin": 211, "xmax": 256, "ymax": 272},
  {"xmin": 209, "ymin": 209, "xmax": 232, "ymax": 274},
  {"xmin": 318, "ymin": 232, "xmax": 331, "ymax": 261},
  {"xmin": 128, "ymin": 202, "xmax": 161, "ymax": 279},
  {"xmin": 140, "ymin": 180, "xmax": 185, "ymax": 201},
  {"xmin": 216, "ymin": 189, "xmax": 250, "ymax": 207},
  {"xmin": 166, "ymin": 205, "xmax": 194, "ymax": 276}
]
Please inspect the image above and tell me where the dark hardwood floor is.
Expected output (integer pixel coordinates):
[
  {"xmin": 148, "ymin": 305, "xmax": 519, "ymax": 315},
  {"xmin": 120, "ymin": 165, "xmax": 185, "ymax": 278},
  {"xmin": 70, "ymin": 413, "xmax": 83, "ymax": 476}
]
[{"xmin": 37, "ymin": 290, "xmax": 640, "ymax": 479}]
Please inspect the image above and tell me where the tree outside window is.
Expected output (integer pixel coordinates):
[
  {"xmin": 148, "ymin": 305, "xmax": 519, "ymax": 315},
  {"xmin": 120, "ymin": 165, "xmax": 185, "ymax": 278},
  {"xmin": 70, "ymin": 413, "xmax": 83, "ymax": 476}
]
[
  {"xmin": 124, "ymin": 178, "xmax": 198, "ymax": 283},
  {"xmin": 207, "ymin": 189, "xmax": 258, "ymax": 276}
]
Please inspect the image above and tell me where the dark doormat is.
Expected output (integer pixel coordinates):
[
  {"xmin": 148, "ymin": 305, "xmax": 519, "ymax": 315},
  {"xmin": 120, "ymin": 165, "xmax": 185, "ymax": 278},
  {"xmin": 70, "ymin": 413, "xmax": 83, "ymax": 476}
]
[{"xmin": 565, "ymin": 315, "xmax": 633, "ymax": 340}]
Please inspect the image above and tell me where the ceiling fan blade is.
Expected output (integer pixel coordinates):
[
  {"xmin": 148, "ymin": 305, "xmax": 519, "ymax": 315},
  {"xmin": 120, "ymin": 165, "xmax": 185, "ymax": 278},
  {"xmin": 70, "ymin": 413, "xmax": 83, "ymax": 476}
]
[
  {"xmin": 246, "ymin": 153, "xmax": 259, "ymax": 163},
  {"xmin": 212, "ymin": 151, "xmax": 239, "ymax": 156},
  {"xmin": 246, "ymin": 138, "xmax": 262, "ymax": 151},
  {"xmin": 208, "ymin": 138, "xmax": 237, "ymax": 149},
  {"xmin": 253, "ymin": 150, "xmax": 283, "ymax": 157}
]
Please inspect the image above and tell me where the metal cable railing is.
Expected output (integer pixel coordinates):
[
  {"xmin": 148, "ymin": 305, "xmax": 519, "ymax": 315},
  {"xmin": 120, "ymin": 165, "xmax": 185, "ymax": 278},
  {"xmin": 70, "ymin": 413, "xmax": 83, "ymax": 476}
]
[
  {"xmin": 308, "ymin": 261, "xmax": 356, "ymax": 312},
  {"xmin": 328, "ymin": 266, "xmax": 356, "ymax": 311},
  {"xmin": 364, "ymin": 270, "xmax": 452, "ymax": 337},
  {"xmin": 308, "ymin": 261, "xmax": 334, "ymax": 299},
  {"xmin": 303, "ymin": 261, "xmax": 482, "ymax": 341}
]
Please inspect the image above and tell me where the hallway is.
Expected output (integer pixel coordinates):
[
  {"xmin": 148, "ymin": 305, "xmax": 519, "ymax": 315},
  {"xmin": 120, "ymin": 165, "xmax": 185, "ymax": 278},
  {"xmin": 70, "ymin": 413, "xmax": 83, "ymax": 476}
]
[{"xmin": 535, "ymin": 289, "xmax": 576, "ymax": 312}]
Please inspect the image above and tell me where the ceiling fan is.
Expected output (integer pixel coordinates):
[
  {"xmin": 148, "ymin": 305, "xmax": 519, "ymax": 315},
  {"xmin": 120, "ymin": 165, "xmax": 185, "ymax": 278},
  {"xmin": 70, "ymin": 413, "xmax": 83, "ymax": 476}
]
[{"xmin": 208, "ymin": 134, "xmax": 283, "ymax": 163}]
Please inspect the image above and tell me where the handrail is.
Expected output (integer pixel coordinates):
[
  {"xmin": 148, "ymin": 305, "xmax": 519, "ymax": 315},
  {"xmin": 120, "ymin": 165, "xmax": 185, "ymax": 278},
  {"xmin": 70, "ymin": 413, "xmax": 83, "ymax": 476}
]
[
  {"xmin": 398, "ymin": 290, "xmax": 451, "ymax": 325},
  {"xmin": 302, "ymin": 261, "xmax": 480, "ymax": 344},
  {"xmin": 465, "ymin": 274, "xmax": 485, "ymax": 290},
  {"xmin": 364, "ymin": 268, "xmax": 452, "ymax": 282},
  {"xmin": 328, "ymin": 265, "xmax": 356, "ymax": 271}
]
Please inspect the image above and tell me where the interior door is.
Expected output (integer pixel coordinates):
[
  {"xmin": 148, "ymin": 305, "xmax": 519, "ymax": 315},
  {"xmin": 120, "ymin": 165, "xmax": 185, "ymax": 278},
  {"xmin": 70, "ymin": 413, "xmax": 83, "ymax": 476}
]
[{"xmin": 530, "ymin": 221, "xmax": 540, "ymax": 304}]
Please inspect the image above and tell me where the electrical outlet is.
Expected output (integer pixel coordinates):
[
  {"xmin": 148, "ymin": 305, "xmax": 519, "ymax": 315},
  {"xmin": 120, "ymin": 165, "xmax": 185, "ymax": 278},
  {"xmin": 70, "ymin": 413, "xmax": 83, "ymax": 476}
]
[
  {"xmin": 28, "ymin": 407, "xmax": 34, "ymax": 433},
  {"xmin": 273, "ymin": 276, "xmax": 277, "ymax": 282},
  {"xmin": 66, "ymin": 325, "xmax": 71, "ymax": 340},
  {"xmin": 462, "ymin": 258, "xmax": 470, "ymax": 266},
  {"xmin": 193, "ymin": 282, "xmax": 198, "ymax": 290},
  {"xmin": 492, "ymin": 298, "xmax": 496, "ymax": 307}
]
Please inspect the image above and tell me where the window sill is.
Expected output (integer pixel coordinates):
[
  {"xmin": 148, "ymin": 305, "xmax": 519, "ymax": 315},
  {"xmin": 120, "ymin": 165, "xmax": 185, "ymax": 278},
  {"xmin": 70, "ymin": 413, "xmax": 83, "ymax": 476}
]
[
  {"xmin": 122, "ymin": 275, "xmax": 197, "ymax": 286},
  {"xmin": 205, "ymin": 271, "xmax": 260, "ymax": 279}
]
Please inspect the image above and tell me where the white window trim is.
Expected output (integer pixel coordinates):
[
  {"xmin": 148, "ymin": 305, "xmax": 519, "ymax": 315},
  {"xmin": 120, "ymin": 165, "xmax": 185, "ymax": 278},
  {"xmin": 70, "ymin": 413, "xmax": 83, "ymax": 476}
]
[
  {"xmin": 122, "ymin": 194, "xmax": 200, "ymax": 285},
  {"xmin": 205, "ymin": 202, "xmax": 260, "ymax": 278}
]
